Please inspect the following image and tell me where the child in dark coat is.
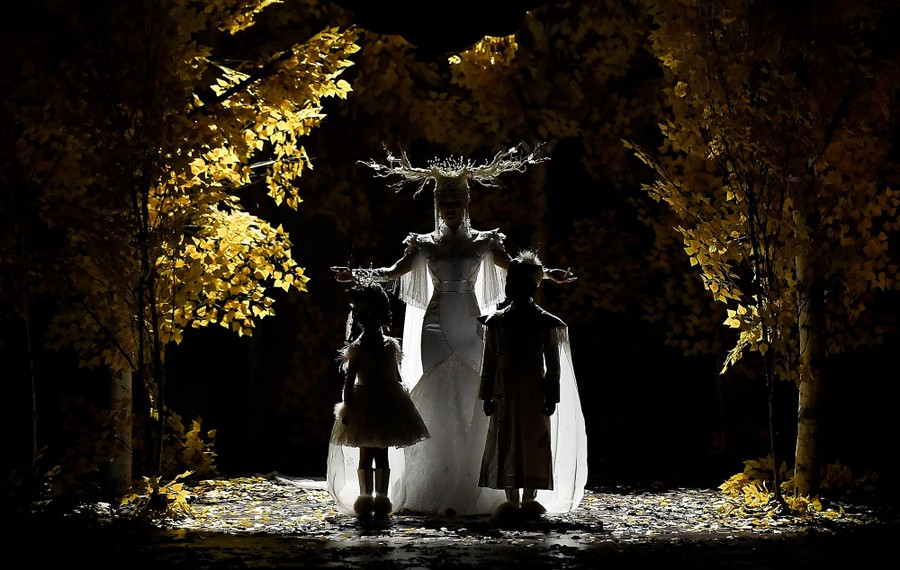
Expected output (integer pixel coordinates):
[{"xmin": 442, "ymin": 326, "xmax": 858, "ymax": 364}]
[{"xmin": 478, "ymin": 250, "xmax": 567, "ymax": 520}]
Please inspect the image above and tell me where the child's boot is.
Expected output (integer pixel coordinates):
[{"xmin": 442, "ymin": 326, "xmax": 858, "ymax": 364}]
[
  {"xmin": 520, "ymin": 488, "xmax": 546, "ymax": 520},
  {"xmin": 491, "ymin": 488, "xmax": 520, "ymax": 520},
  {"xmin": 354, "ymin": 468, "xmax": 374, "ymax": 519},
  {"xmin": 372, "ymin": 468, "xmax": 392, "ymax": 519}
]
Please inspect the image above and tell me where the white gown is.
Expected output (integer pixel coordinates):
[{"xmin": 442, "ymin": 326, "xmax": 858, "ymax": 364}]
[{"xmin": 327, "ymin": 226, "xmax": 588, "ymax": 516}]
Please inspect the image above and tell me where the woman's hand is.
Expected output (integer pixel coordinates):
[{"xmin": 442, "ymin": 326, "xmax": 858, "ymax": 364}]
[
  {"xmin": 547, "ymin": 267, "xmax": 577, "ymax": 284},
  {"xmin": 331, "ymin": 266, "xmax": 353, "ymax": 283}
]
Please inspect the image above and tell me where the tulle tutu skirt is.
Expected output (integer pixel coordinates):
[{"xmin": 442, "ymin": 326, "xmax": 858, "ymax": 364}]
[{"xmin": 329, "ymin": 382, "xmax": 429, "ymax": 448}]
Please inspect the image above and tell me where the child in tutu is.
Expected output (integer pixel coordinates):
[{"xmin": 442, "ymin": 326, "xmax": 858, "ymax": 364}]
[{"xmin": 329, "ymin": 282, "xmax": 430, "ymax": 519}]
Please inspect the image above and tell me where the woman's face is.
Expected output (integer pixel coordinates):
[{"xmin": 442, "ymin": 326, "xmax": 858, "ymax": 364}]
[{"xmin": 437, "ymin": 197, "xmax": 465, "ymax": 229}]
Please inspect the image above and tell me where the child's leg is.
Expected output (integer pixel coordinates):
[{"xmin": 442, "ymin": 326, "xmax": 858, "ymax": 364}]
[
  {"xmin": 359, "ymin": 447, "xmax": 375, "ymax": 469},
  {"xmin": 354, "ymin": 448, "xmax": 375, "ymax": 518},
  {"xmin": 522, "ymin": 488, "xmax": 537, "ymax": 503},
  {"xmin": 505, "ymin": 488, "xmax": 521, "ymax": 505},
  {"xmin": 372, "ymin": 447, "xmax": 392, "ymax": 518},
  {"xmin": 372, "ymin": 447, "xmax": 389, "ymax": 469}
]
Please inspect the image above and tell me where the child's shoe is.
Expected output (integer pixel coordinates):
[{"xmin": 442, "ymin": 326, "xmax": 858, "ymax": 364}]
[
  {"xmin": 520, "ymin": 499, "xmax": 546, "ymax": 520},
  {"xmin": 353, "ymin": 494, "xmax": 374, "ymax": 520},
  {"xmin": 490, "ymin": 500, "xmax": 520, "ymax": 521},
  {"xmin": 373, "ymin": 494, "xmax": 393, "ymax": 519}
]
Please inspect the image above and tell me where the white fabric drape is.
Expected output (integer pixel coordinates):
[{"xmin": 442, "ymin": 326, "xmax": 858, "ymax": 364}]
[{"xmin": 327, "ymin": 230, "xmax": 587, "ymax": 516}]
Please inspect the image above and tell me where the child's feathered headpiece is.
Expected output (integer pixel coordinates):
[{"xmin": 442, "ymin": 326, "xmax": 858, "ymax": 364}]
[
  {"xmin": 510, "ymin": 249, "xmax": 544, "ymax": 287},
  {"xmin": 344, "ymin": 280, "xmax": 392, "ymax": 341}
]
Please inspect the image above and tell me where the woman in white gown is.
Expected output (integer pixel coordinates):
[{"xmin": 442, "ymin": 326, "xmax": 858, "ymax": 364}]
[{"xmin": 328, "ymin": 145, "xmax": 588, "ymax": 516}]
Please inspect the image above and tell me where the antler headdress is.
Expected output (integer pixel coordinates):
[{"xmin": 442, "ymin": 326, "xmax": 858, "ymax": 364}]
[{"xmin": 360, "ymin": 142, "xmax": 550, "ymax": 236}]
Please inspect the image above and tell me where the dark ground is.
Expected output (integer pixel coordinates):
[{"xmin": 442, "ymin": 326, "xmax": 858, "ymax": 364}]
[{"xmin": 9, "ymin": 473, "xmax": 900, "ymax": 569}]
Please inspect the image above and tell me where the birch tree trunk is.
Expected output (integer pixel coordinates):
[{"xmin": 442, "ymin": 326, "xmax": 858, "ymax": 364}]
[
  {"xmin": 793, "ymin": 246, "xmax": 826, "ymax": 497},
  {"xmin": 108, "ymin": 368, "xmax": 133, "ymax": 495}
]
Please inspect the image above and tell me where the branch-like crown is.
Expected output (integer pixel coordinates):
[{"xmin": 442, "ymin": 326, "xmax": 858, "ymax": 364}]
[{"xmin": 360, "ymin": 141, "xmax": 550, "ymax": 196}]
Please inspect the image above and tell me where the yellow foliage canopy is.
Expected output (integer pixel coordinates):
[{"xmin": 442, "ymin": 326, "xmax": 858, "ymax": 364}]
[{"xmin": 8, "ymin": 2, "xmax": 359, "ymax": 372}]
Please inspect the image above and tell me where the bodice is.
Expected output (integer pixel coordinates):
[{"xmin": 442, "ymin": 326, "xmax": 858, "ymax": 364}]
[
  {"xmin": 405, "ymin": 228, "xmax": 502, "ymax": 299},
  {"xmin": 340, "ymin": 337, "xmax": 402, "ymax": 387},
  {"xmin": 428, "ymin": 250, "xmax": 480, "ymax": 293}
]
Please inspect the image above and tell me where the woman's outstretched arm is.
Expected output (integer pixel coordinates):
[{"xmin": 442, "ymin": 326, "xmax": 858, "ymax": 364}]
[{"xmin": 331, "ymin": 250, "xmax": 415, "ymax": 284}]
